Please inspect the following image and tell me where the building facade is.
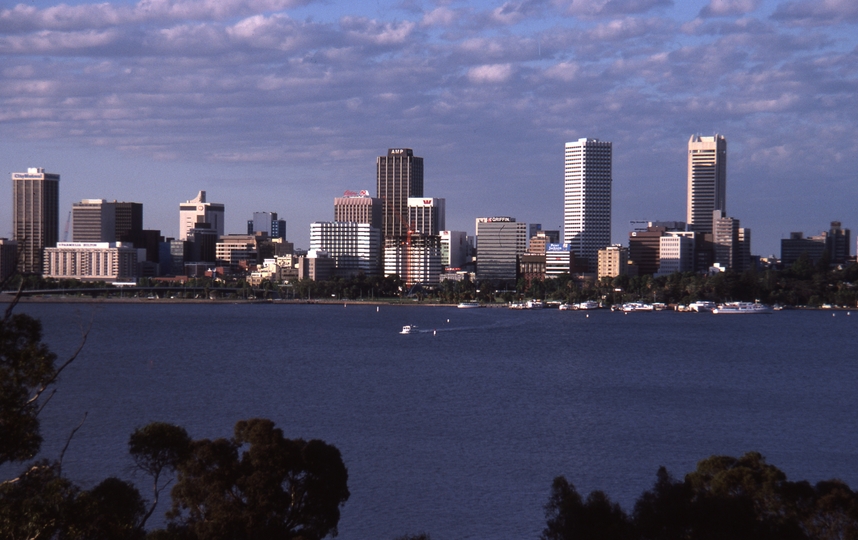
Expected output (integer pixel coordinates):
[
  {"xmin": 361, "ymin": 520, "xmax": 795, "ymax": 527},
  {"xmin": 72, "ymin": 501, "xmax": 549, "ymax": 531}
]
[
  {"xmin": 655, "ymin": 233, "xmax": 696, "ymax": 276},
  {"xmin": 564, "ymin": 138, "xmax": 612, "ymax": 273},
  {"xmin": 826, "ymin": 221, "xmax": 851, "ymax": 264},
  {"xmin": 179, "ymin": 191, "xmax": 225, "ymax": 240},
  {"xmin": 598, "ymin": 245, "xmax": 629, "ymax": 280},
  {"xmin": 43, "ymin": 242, "xmax": 140, "ymax": 281},
  {"xmin": 310, "ymin": 221, "xmax": 382, "ymax": 277},
  {"xmin": 334, "ymin": 191, "xmax": 383, "ymax": 230},
  {"xmin": 247, "ymin": 211, "xmax": 286, "ymax": 240},
  {"xmin": 216, "ymin": 235, "xmax": 259, "ymax": 268},
  {"xmin": 12, "ymin": 168, "xmax": 60, "ymax": 274},
  {"xmin": 475, "ymin": 217, "xmax": 527, "ymax": 283},
  {"xmin": 114, "ymin": 202, "xmax": 143, "ymax": 242},
  {"xmin": 712, "ymin": 210, "xmax": 740, "ymax": 271},
  {"xmin": 72, "ymin": 199, "xmax": 116, "ymax": 242},
  {"xmin": 440, "ymin": 230, "xmax": 469, "ymax": 268},
  {"xmin": 383, "ymin": 235, "xmax": 442, "ymax": 286},
  {"xmin": 377, "ymin": 148, "xmax": 423, "ymax": 242},
  {"xmin": 407, "ymin": 197, "xmax": 446, "ymax": 236},
  {"xmin": 687, "ymin": 134, "xmax": 727, "ymax": 234},
  {"xmin": 545, "ymin": 243, "xmax": 574, "ymax": 278},
  {"xmin": 0, "ymin": 238, "xmax": 18, "ymax": 283}
]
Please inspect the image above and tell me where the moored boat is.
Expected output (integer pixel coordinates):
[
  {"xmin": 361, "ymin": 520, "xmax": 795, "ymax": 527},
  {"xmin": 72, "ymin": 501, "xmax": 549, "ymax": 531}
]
[
  {"xmin": 457, "ymin": 301, "xmax": 482, "ymax": 309},
  {"xmin": 712, "ymin": 302, "xmax": 772, "ymax": 314},
  {"xmin": 622, "ymin": 302, "xmax": 655, "ymax": 312},
  {"xmin": 690, "ymin": 301, "xmax": 716, "ymax": 312},
  {"xmin": 576, "ymin": 300, "xmax": 600, "ymax": 310}
]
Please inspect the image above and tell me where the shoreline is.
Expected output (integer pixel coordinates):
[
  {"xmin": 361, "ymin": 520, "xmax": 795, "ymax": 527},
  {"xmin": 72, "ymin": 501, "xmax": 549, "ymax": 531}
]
[
  {"xmin": 0, "ymin": 294, "xmax": 459, "ymax": 307},
  {"xmin": 0, "ymin": 294, "xmax": 851, "ymax": 310}
]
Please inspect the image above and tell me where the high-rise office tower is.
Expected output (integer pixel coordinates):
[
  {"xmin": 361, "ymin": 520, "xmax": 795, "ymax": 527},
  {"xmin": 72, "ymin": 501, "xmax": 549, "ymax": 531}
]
[
  {"xmin": 687, "ymin": 134, "xmax": 727, "ymax": 234},
  {"xmin": 72, "ymin": 199, "xmax": 116, "ymax": 242},
  {"xmin": 475, "ymin": 217, "xmax": 527, "ymax": 282},
  {"xmin": 564, "ymin": 138, "xmax": 612, "ymax": 273},
  {"xmin": 407, "ymin": 198, "xmax": 445, "ymax": 236},
  {"xmin": 334, "ymin": 191, "xmax": 383, "ymax": 230},
  {"xmin": 179, "ymin": 191, "xmax": 224, "ymax": 240},
  {"xmin": 115, "ymin": 202, "xmax": 143, "ymax": 242},
  {"xmin": 377, "ymin": 148, "xmax": 423, "ymax": 241},
  {"xmin": 12, "ymin": 167, "xmax": 60, "ymax": 274}
]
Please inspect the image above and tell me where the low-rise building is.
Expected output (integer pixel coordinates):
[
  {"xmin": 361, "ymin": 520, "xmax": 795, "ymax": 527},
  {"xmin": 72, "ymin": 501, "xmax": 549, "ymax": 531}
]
[
  {"xmin": 597, "ymin": 245, "xmax": 629, "ymax": 279},
  {"xmin": 43, "ymin": 242, "xmax": 142, "ymax": 281}
]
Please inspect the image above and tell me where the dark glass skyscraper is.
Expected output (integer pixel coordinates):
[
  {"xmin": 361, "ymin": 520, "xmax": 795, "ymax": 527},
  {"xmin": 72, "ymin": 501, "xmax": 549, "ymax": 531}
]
[
  {"xmin": 376, "ymin": 148, "xmax": 423, "ymax": 242},
  {"xmin": 12, "ymin": 167, "xmax": 59, "ymax": 274}
]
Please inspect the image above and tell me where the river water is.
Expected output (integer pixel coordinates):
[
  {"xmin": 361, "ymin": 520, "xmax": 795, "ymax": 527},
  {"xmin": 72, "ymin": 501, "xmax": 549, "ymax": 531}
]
[{"xmin": 9, "ymin": 302, "xmax": 858, "ymax": 539}]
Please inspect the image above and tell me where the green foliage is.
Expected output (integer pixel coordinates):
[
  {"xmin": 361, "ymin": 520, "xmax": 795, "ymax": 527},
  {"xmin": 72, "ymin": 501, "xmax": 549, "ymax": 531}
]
[
  {"xmin": 0, "ymin": 311, "xmax": 58, "ymax": 465},
  {"xmin": 547, "ymin": 452, "xmax": 858, "ymax": 540},
  {"xmin": 0, "ymin": 460, "xmax": 77, "ymax": 540},
  {"xmin": 161, "ymin": 418, "xmax": 350, "ymax": 540}
]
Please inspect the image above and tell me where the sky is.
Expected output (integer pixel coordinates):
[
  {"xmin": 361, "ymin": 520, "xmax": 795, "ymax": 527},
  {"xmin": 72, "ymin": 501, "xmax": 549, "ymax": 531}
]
[{"xmin": 1, "ymin": 0, "xmax": 856, "ymax": 256}]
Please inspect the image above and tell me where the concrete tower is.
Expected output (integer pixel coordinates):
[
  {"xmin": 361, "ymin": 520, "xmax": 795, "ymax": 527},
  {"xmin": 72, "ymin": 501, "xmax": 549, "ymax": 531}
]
[
  {"xmin": 564, "ymin": 138, "xmax": 612, "ymax": 274},
  {"xmin": 687, "ymin": 134, "xmax": 727, "ymax": 234}
]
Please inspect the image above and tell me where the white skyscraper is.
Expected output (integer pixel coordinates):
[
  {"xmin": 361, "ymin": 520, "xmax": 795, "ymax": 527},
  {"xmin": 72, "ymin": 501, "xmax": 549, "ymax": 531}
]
[
  {"xmin": 564, "ymin": 138, "xmax": 612, "ymax": 273},
  {"xmin": 687, "ymin": 134, "xmax": 727, "ymax": 234}
]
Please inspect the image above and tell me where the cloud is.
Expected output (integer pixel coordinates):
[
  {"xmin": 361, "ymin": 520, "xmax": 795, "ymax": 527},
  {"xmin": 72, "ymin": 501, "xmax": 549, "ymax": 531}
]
[
  {"xmin": 0, "ymin": 0, "xmax": 310, "ymax": 33},
  {"xmin": 467, "ymin": 63, "xmax": 514, "ymax": 83},
  {"xmin": 771, "ymin": 0, "xmax": 858, "ymax": 25},
  {"xmin": 553, "ymin": 0, "xmax": 672, "ymax": 17},
  {"xmin": 489, "ymin": 0, "xmax": 548, "ymax": 25},
  {"xmin": 699, "ymin": 0, "xmax": 762, "ymax": 18},
  {"xmin": 421, "ymin": 7, "xmax": 458, "ymax": 27}
]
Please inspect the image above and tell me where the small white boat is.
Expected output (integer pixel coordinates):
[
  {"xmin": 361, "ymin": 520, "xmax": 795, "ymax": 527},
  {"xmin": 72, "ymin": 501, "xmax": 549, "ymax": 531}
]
[
  {"xmin": 457, "ymin": 301, "xmax": 482, "ymax": 309},
  {"xmin": 712, "ymin": 302, "xmax": 772, "ymax": 314},
  {"xmin": 400, "ymin": 325, "xmax": 418, "ymax": 334},
  {"xmin": 558, "ymin": 303, "xmax": 573, "ymax": 311},
  {"xmin": 508, "ymin": 302, "xmax": 526, "ymax": 310},
  {"xmin": 526, "ymin": 300, "xmax": 544, "ymax": 309},
  {"xmin": 622, "ymin": 302, "xmax": 654, "ymax": 312},
  {"xmin": 690, "ymin": 301, "xmax": 716, "ymax": 312},
  {"xmin": 575, "ymin": 301, "xmax": 600, "ymax": 310}
]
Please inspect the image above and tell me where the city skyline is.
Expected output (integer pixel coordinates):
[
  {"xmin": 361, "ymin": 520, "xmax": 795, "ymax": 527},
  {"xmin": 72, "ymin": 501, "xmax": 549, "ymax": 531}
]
[{"xmin": 2, "ymin": 0, "xmax": 857, "ymax": 256}]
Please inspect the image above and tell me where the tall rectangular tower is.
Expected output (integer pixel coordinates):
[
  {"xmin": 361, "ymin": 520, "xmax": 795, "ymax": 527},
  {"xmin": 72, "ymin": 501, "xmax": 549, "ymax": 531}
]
[
  {"xmin": 114, "ymin": 202, "xmax": 143, "ymax": 242},
  {"xmin": 12, "ymin": 167, "xmax": 60, "ymax": 274},
  {"xmin": 377, "ymin": 148, "xmax": 423, "ymax": 241},
  {"xmin": 687, "ymin": 134, "xmax": 727, "ymax": 234},
  {"xmin": 72, "ymin": 199, "xmax": 116, "ymax": 242},
  {"xmin": 564, "ymin": 138, "xmax": 612, "ymax": 274},
  {"xmin": 334, "ymin": 190, "xmax": 383, "ymax": 230}
]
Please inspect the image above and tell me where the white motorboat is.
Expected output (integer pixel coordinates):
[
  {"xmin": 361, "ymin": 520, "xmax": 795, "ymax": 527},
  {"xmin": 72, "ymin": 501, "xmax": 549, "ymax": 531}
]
[
  {"xmin": 712, "ymin": 302, "xmax": 773, "ymax": 314},
  {"xmin": 575, "ymin": 301, "xmax": 600, "ymax": 310},
  {"xmin": 400, "ymin": 325, "xmax": 418, "ymax": 334},
  {"xmin": 622, "ymin": 302, "xmax": 654, "ymax": 312},
  {"xmin": 526, "ymin": 300, "xmax": 544, "ymax": 309},
  {"xmin": 457, "ymin": 301, "xmax": 482, "ymax": 309},
  {"xmin": 690, "ymin": 301, "xmax": 716, "ymax": 312},
  {"xmin": 558, "ymin": 303, "xmax": 573, "ymax": 311}
]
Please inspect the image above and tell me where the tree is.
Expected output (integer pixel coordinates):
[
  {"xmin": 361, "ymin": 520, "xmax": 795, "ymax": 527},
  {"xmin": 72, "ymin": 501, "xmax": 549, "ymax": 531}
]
[
  {"xmin": 129, "ymin": 422, "xmax": 193, "ymax": 529},
  {"xmin": 542, "ymin": 476, "xmax": 634, "ymax": 540},
  {"xmin": 161, "ymin": 418, "xmax": 349, "ymax": 540}
]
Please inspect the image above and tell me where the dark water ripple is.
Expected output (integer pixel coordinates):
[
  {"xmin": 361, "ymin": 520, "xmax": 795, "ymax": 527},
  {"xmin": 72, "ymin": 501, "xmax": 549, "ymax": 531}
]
[{"xmin": 7, "ymin": 303, "xmax": 858, "ymax": 539}]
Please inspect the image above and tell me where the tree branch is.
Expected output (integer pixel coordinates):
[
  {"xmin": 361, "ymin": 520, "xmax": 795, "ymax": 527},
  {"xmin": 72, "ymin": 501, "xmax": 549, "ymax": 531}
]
[
  {"xmin": 58, "ymin": 412, "xmax": 87, "ymax": 476},
  {"xmin": 26, "ymin": 315, "xmax": 92, "ymax": 409}
]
